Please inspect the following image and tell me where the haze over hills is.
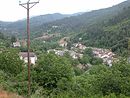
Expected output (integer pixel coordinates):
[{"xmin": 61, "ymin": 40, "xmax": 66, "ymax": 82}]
[
  {"xmin": 0, "ymin": 0, "xmax": 130, "ymax": 56},
  {"xmin": 0, "ymin": 12, "xmax": 83, "ymax": 35},
  {"xmin": 37, "ymin": 0, "xmax": 130, "ymax": 33},
  {"xmin": 32, "ymin": 0, "xmax": 130, "ymax": 56},
  {"xmin": 0, "ymin": 0, "xmax": 129, "ymax": 36}
]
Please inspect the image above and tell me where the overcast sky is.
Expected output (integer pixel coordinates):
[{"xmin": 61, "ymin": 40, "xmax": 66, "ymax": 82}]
[{"xmin": 0, "ymin": 0, "xmax": 126, "ymax": 22}]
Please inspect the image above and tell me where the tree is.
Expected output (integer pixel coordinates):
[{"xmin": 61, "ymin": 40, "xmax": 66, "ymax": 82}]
[
  {"xmin": 84, "ymin": 48, "xmax": 94, "ymax": 57},
  {"xmin": 12, "ymin": 68, "xmax": 38, "ymax": 95},
  {"xmin": 79, "ymin": 55, "xmax": 92, "ymax": 64},
  {"xmin": 0, "ymin": 70, "xmax": 8, "ymax": 89},
  {"xmin": 11, "ymin": 35, "xmax": 17, "ymax": 43},
  {"xmin": 91, "ymin": 57, "xmax": 103, "ymax": 65},
  {"xmin": 0, "ymin": 32, "xmax": 5, "ymax": 39},
  {"xmin": 0, "ymin": 49, "xmax": 23, "ymax": 76},
  {"xmin": 33, "ymin": 53, "xmax": 74, "ymax": 95}
]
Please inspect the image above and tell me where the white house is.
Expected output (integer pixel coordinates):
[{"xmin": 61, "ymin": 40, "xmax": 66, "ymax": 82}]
[
  {"xmin": 73, "ymin": 43, "xmax": 86, "ymax": 50},
  {"xmin": 69, "ymin": 51, "xmax": 83, "ymax": 59},
  {"xmin": 19, "ymin": 52, "xmax": 37, "ymax": 65},
  {"xmin": 13, "ymin": 42, "xmax": 21, "ymax": 47}
]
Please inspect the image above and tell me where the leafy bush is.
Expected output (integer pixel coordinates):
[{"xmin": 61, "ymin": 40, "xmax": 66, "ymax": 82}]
[
  {"xmin": 33, "ymin": 53, "xmax": 74, "ymax": 95},
  {"xmin": 0, "ymin": 49, "xmax": 23, "ymax": 76}
]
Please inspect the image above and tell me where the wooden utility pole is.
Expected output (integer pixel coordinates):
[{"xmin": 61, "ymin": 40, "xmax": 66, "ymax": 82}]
[{"xmin": 19, "ymin": 0, "xmax": 39, "ymax": 96}]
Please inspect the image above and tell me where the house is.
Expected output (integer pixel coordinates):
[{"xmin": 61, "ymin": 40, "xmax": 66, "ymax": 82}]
[
  {"xmin": 59, "ymin": 41, "xmax": 68, "ymax": 47},
  {"xmin": 19, "ymin": 52, "xmax": 37, "ymax": 65},
  {"xmin": 69, "ymin": 51, "xmax": 83, "ymax": 59},
  {"xmin": 47, "ymin": 49, "xmax": 83, "ymax": 59},
  {"xmin": 128, "ymin": 57, "xmax": 130, "ymax": 63},
  {"xmin": 47, "ymin": 49, "xmax": 68, "ymax": 56},
  {"xmin": 13, "ymin": 41, "xmax": 21, "ymax": 47},
  {"xmin": 73, "ymin": 43, "xmax": 86, "ymax": 50},
  {"xmin": 78, "ymin": 44, "xmax": 86, "ymax": 50},
  {"xmin": 91, "ymin": 47, "xmax": 115, "ymax": 66},
  {"xmin": 55, "ymin": 50, "xmax": 66, "ymax": 56},
  {"xmin": 58, "ymin": 37, "xmax": 69, "ymax": 47},
  {"xmin": 58, "ymin": 39, "xmax": 67, "ymax": 47}
]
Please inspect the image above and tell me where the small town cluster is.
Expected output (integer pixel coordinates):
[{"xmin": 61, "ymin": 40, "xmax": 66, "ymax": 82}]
[
  {"xmin": 12, "ymin": 37, "xmax": 116, "ymax": 67},
  {"xmin": 48, "ymin": 42, "xmax": 116, "ymax": 67}
]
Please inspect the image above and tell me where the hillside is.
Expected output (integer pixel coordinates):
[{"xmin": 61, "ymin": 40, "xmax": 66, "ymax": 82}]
[
  {"xmin": 1, "ymin": 1, "xmax": 130, "ymax": 97},
  {"xmin": 37, "ymin": 0, "xmax": 130, "ymax": 33},
  {"xmin": 71, "ymin": 1, "xmax": 130, "ymax": 56},
  {"xmin": 1, "ymin": 0, "xmax": 130, "ymax": 56},
  {"xmin": 5, "ymin": 13, "xmax": 69, "ymax": 31},
  {"xmin": 1, "ymin": 1, "xmax": 129, "ymax": 38},
  {"xmin": 35, "ymin": 0, "xmax": 130, "ymax": 56},
  {"xmin": 0, "ymin": 13, "xmax": 82, "ymax": 38}
]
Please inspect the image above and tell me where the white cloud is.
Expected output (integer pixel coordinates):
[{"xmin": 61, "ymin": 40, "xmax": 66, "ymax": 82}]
[{"xmin": 0, "ymin": 0, "xmax": 126, "ymax": 21}]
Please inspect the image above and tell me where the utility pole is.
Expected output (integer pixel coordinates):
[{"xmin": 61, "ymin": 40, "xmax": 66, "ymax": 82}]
[{"xmin": 19, "ymin": 0, "xmax": 39, "ymax": 96}]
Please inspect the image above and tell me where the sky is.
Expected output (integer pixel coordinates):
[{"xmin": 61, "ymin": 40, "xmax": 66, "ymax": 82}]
[{"xmin": 0, "ymin": 0, "xmax": 126, "ymax": 22}]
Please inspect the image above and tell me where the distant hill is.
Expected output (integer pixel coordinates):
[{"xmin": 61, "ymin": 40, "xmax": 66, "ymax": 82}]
[
  {"xmin": 1, "ymin": 0, "xmax": 130, "ymax": 56},
  {"xmin": 32, "ymin": 0, "xmax": 130, "ymax": 56},
  {"xmin": 37, "ymin": 0, "xmax": 130, "ymax": 33},
  {"xmin": 0, "ymin": 1, "xmax": 129, "ymax": 36},
  {"xmin": 0, "ymin": 12, "xmax": 83, "ymax": 37},
  {"xmin": 7, "ymin": 13, "xmax": 69, "ymax": 30},
  {"xmin": 70, "ymin": 0, "xmax": 130, "ymax": 56}
]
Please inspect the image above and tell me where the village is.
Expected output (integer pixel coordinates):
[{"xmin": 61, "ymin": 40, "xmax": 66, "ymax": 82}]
[
  {"xmin": 48, "ymin": 38, "xmax": 116, "ymax": 67},
  {"xmin": 12, "ymin": 36, "xmax": 116, "ymax": 68}
]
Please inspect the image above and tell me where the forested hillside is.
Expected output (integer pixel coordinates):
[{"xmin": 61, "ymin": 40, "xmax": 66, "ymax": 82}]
[
  {"xmin": 0, "ymin": 13, "xmax": 82, "ymax": 38},
  {"xmin": 4, "ymin": 13, "xmax": 69, "ymax": 31},
  {"xmin": 1, "ymin": 1, "xmax": 130, "ymax": 98},
  {"xmin": 28, "ymin": 0, "xmax": 130, "ymax": 56},
  {"xmin": 1, "ymin": 0, "xmax": 130, "ymax": 41},
  {"xmin": 38, "ymin": 0, "xmax": 130, "ymax": 33},
  {"xmin": 72, "ymin": 3, "xmax": 130, "ymax": 56}
]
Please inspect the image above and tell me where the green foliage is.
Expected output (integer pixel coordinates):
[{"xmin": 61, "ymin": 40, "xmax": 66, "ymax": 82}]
[
  {"xmin": 63, "ymin": 52, "xmax": 80, "ymax": 66},
  {"xmin": 91, "ymin": 57, "xmax": 103, "ymax": 65},
  {"xmin": 80, "ymin": 48, "xmax": 103, "ymax": 65},
  {"xmin": 0, "ymin": 49, "xmax": 23, "ymax": 76},
  {"xmin": 71, "ymin": 6, "xmax": 130, "ymax": 56},
  {"xmin": 79, "ymin": 55, "xmax": 92, "ymax": 64},
  {"xmin": 74, "ymin": 60, "xmax": 130, "ymax": 97},
  {"xmin": 11, "ymin": 35, "xmax": 17, "ymax": 43},
  {"xmin": 1, "ymin": 1, "xmax": 130, "ymax": 97},
  {"xmin": 31, "ymin": 39, "xmax": 59, "ymax": 53},
  {"xmin": 33, "ymin": 53, "xmax": 74, "ymax": 95},
  {"xmin": 0, "ymin": 51, "xmax": 130, "ymax": 98},
  {"xmin": 12, "ymin": 68, "xmax": 38, "ymax": 95},
  {"xmin": 0, "ymin": 32, "xmax": 5, "ymax": 39},
  {"xmin": 84, "ymin": 48, "xmax": 94, "ymax": 57},
  {"xmin": 0, "ymin": 70, "xmax": 9, "ymax": 89},
  {"xmin": 73, "ymin": 67, "xmax": 84, "ymax": 76},
  {"xmin": 0, "ymin": 32, "xmax": 10, "ymax": 48},
  {"xmin": 19, "ymin": 46, "xmax": 28, "ymax": 52}
]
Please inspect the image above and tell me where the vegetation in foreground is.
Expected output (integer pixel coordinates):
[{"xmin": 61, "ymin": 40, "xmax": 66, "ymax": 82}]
[
  {"xmin": 1, "ymin": 1, "xmax": 130, "ymax": 98},
  {"xmin": 0, "ymin": 48, "xmax": 130, "ymax": 98}
]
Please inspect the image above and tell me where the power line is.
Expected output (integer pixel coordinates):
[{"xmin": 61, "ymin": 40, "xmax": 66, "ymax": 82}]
[{"xmin": 19, "ymin": 0, "xmax": 39, "ymax": 97}]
